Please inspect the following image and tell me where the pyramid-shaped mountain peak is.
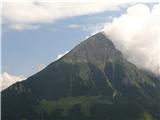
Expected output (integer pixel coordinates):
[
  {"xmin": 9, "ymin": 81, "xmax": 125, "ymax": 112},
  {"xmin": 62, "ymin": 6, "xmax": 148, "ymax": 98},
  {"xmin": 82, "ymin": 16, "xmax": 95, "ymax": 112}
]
[
  {"xmin": 2, "ymin": 32, "xmax": 160, "ymax": 120},
  {"xmin": 82, "ymin": 32, "xmax": 114, "ymax": 46},
  {"xmin": 62, "ymin": 32, "xmax": 123, "ymax": 64}
]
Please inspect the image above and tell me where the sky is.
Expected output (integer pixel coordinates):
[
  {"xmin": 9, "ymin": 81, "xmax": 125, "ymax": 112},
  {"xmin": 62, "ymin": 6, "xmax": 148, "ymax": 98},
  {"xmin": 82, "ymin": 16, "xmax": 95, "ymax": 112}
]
[{"xmin": 1, "ymin": 0, "xmax": 160, "ymax": 90}]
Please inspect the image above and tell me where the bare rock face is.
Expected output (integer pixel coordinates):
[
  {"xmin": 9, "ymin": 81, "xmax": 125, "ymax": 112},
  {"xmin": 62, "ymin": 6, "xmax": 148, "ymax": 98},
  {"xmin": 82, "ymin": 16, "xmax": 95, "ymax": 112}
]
[{"xmin": 63, "ymin": 32, "xmax": 124, "ymax": 64}]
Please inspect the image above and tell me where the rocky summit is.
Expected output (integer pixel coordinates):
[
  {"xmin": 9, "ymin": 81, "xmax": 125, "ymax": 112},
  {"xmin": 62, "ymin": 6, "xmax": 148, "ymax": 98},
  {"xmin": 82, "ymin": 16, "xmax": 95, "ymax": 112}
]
[{"xmin": 1, "ymin": 32, "xmax": 160, "ymax": 120}]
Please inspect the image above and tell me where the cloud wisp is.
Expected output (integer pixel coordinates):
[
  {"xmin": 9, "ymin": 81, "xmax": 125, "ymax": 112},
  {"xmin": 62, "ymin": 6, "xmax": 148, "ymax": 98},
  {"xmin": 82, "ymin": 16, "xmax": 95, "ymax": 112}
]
[
  {"xmin": 57, "ymin": 51, "xmax": 69, "ymax": 60},
  {"xmin": 36, "ymin": 64, "xmax": 46, "ymax": 72},
  {"xmin": 0, "ymin": 72, "xmax": 26, "ymax": 91}
]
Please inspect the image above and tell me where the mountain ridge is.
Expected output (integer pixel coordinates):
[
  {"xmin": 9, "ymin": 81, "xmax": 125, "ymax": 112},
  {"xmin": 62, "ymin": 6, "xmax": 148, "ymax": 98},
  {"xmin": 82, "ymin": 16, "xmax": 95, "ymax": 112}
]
[{"xmin": 1, "ymin": 32, "xmax": 160, "ymax": 120}]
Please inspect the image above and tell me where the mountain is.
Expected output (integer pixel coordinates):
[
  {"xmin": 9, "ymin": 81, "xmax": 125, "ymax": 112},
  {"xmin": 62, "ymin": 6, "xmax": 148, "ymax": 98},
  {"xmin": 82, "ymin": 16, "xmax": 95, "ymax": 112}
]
[{"xmin": 1, "ymin": 32, "xmax": 160, "ymax": 120}]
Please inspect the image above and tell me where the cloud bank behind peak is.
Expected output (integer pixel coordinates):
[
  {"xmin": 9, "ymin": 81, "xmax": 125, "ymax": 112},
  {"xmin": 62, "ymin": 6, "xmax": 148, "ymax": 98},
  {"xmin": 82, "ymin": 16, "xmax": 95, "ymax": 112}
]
[{"xmin": 104, "ymin": 4, "xmax": 160, "ymax": 75}]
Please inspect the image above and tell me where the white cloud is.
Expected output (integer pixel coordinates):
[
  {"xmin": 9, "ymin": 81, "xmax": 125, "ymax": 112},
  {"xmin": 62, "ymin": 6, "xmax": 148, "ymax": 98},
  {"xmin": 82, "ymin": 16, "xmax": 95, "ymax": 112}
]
[
  {"xmin": 10, "ymin": 24, "xmax": 39, "ymax": 31},
  {"xmin": 67, "ymin": 22, "xmax": 105, "ymax": 34},
  {"xmin": 0, "ymin": 72, "xmax": 26, "ymax": 91},
  {"xmin": 104, "ymin": 4, "xmax": 160, "ymax": 75},
  {"xmin": 3, "ymin": 0, "xmax": 159, "ymax": 3},
  {"xmin": 67, "ymin": 24, "xmax": 82, "ymax": 29},
  {"xmin": 57, "ymin": 51, "xmax": 69, "ymax": 60},
  {"xmin": 36, "ymin": 64, "xmax": 46, "ymax": 72},
  {"xmin": 2, "ymin": 0, "xmax": 148, "ymax": 30}
]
